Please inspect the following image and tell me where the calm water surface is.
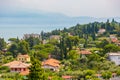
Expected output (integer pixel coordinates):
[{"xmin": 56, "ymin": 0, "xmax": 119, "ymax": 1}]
[{"xmin": 0, "ymin": 24, "xmax": 74, "ymax": 41}]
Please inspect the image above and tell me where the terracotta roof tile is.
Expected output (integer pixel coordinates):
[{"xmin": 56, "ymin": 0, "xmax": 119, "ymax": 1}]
[
  {"xmin": 3, "ymin": 61, "xmax": 30, "ymax": 68},
  {"xmin": 111, "ymin": 38, "xmax": 118, "ymax": 43},
  {"xmin": 42, "ymin": 58, "xmax": 60, "ymax": 67},
  {"xmin": 62, "ymin": 76, "xmax": 72, "ymax": 79},
  {"xmin": 80, "ymin": 50, "xmax": 91, "ymax": 55},
  {"xmin": 3, "ymin": 61, "xmax": 21, "ymax": 67}
]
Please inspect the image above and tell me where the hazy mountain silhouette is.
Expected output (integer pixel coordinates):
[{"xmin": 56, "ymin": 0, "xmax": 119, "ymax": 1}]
[{"xmin": 0, "ymin": 11, "xmax": 120, "ymax": 25}]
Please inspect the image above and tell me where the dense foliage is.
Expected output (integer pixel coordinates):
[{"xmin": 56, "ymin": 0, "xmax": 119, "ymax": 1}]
[{"xmin": 1, "ymin": 19, "xmax": 120, "ymax": 80}]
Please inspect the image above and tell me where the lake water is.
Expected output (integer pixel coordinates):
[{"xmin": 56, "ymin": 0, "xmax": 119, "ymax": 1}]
[{"xmin": 0, "ymin": 24, "xmax": 74, "ymax": 42}]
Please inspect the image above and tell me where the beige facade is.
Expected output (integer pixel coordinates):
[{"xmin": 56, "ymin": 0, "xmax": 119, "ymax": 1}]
[{"xmin": 17, "ymin": 54, "xmax": 30, "ymax": 62}]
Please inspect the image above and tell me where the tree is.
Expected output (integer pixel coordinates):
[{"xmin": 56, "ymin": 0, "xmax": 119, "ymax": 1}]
[
  {"xmin": 8, "ymin": 43, "xmax": 18, "ymax": 58},
  {"xmin": 0, "ymin": 38, "xmax": 6, "ymax": 50},
  {"xmin": 97, "ymin": 39, "xmax": 109, "ymax": 48},
  {"xmin": 28, "ymin": 57, "xmax": 47, "ymax": 80},
  {"xmin": 104, "ymin": 44, "xmax": 120, "ymax": 53},
  {"xmin": 18, "ymin": 40, "xmax": 29, "ymax": 54},
  {"xmin": 102, "ymin": 71, "xmax": 112, "ymax": 80},
  {"xmin": 68, "ymin": 50, "xmax": 78, "ymax": 60},
  {"xmin": 8, "ymin": 37, "xmax": 19, "ymax": 43},
  {"xmin": 59, "ymin": 36, "xmax": 67, "ymax": 59},
  {"xmin": 25, "ymin": 37, "xmax": 40, "ymax": 49},
  {"xmin": 116, "ymin": 69, "xmax": 120, "ymax": 76},
  {"xmin": 51, "ymin": 76, "xmax": 64, "ymax": 80},
  {"xmin": 83, "ymin": 70, "xmax": 95, "ymax": 76}
]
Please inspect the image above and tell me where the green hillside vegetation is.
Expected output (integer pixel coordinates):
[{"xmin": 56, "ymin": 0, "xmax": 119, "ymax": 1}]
[{"xmin": 0, "ymin": 19, "xmax": 120, "ymax": 80}]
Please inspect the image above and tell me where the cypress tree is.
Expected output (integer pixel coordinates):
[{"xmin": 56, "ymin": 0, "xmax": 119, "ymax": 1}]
[{"xmin": 28, "ymin": 57, "xmax": 47, "ymax": 80}]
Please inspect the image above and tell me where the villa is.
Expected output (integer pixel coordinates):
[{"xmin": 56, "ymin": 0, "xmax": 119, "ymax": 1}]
[
  {"xmin": 98, "ymin": 29, "xmax": 106, "ymax": 34},
  {"xmin": 79, "ymin": 50, "xmax": 92, "ymax": 57},
  {"xmin": 108, "ymin": 52, "xmax": 120, "ymax": 65},
  {"xmin": 42, "ymin": 58, "xmax": 60, "ymax": 71},
  {"xmin": 49, "ymin": 35, "xmax": 61, "ymax": 40},
  {"xmin": 17, "ymin": 54, "xmax": 30, "ymax": 63},
  {"xmin": 3, "ymin": 61, "xmax": 30, "ymax": 73}
]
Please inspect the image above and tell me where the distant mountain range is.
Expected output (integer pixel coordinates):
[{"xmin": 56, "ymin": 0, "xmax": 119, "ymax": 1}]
[{"xmin": 0, "ymin": 11, "xmax": 120, "ymax": 25}]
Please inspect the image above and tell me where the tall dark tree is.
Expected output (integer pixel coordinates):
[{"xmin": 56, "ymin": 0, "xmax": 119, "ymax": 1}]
[
  {"xmin": 41, "ymin": 30, "xmax": 44, "ymax": 40},
  {"xmin": 0, "ymin": 38, "xmax": 6, "ymax": 50},
  {"xmin": 8, "ymin": 43, "xmax": 18, "ymax": 58},
  {"xmin": 25, "ymin": 37, "xmax": 40, "ymax": 49},
  {"xmin": 28, "ymin": 57, "xmax": 47, "ymax": 80},
  {"xmin": 91, "ymin": 33, "xmax": 96, "ymax": 41},
  {"xmin": 18, "ymin": 40, "xmax": 29, "ymax": 54}
]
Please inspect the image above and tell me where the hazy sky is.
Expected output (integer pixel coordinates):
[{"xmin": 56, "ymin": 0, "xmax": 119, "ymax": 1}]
[{"xmin": 0, "ymin": 0, "xmax": 120, "ymax": 17}]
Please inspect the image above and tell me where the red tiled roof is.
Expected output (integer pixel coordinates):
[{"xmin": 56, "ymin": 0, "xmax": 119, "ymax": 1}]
[
  {"xmin": 3, "ymin": 61, "xmax": 30, "ymax": 68},
  {"xmin": 95, "ymin": 74, "xmax": 101, "ymax": 77},
  {"xmin": 80, "ymin": 50, "xmax": 91, "ymax": 55},
  {"xmin": 62, "ymin": 76, "xmax": 72, "ymax": 79},
  {"xmin": 42, "ymin": 58, "xmax": 60, "ymax": 67},
  {"xmin": 111, "ymin": 38, "xmax": 118, "ymax": 43},
  {"xmin": 3, "ymin": 61, "xmax": 21, "ymax": 67},
  {"xmin": 10, "ymin": 62, "xmax": 30, "ymax": 68}
]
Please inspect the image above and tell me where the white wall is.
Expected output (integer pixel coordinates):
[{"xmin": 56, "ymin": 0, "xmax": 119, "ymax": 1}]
[{"xmin": 109, "ymin": 55, "xmax": 120, "ymax": 65}]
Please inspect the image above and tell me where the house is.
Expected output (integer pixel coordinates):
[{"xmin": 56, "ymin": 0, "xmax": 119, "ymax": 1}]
[
  {"xmin": 111, "ymin": 38, "xmax": 118, "ymax": 43},
  {"xmin": 110, "ymin": 35, "xmax": 116, "ymax": 39},
  {"xmin": 98, "ymin": 29, "xmax": 106, "ymax": 34},
  {"xmin": 62, "ymin": 76, "xmax": 73, "ymax": 80},
  {"xmin": 42, "ymin": 39, "xmax": 48, "ymax": 44},
  {"xmin": 108, "ymin": 52, "xmax": 120, "ymax": 65},
  {"xmin": 3, "ymin": 61, "xmax": 30, "ymax": 73},
  {"xmin": 23, "ymin": 33, "xmax": 41, "ymax": 39},
  {"xmin": 68, "ymin": 33, "xmax": 73, "ymax": 36},
  {"xmin": 79, "ymin": 50, "xmax": 92, "ymax": 57},
  {"xmin": 80, "ymin": 50, "xmax": 91, "ymax": 55},
  {"xmin": 49, "ymin": 35, "xmax": 61, "ymax": 40},
  {"xmin": 17, "ymin": 54, "xmax": 30, "ymax": 63},
  {"xmin": 42, "ymin": 58, "xmax": 60, "ymax": 71},
  {"xmin": 95, "ymin": 74, "xmax": 102, "ymax": 79}
]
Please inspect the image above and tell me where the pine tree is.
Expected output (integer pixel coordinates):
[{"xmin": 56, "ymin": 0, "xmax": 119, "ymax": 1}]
[{"xmin": 28, "ymin": 57, "xmax": 47, "ymax": 80}]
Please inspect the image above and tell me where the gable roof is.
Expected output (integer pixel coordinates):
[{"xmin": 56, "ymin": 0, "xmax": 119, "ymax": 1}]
[
  {"xmin": 3, "ymin": 61, "xmax": 30, "ymax": 68},
  {"xmin": 3, "ymin": 61, "xmax": 21, "ymax": 67},
  {"xmin": 80, "ymin": 50, "xmax": 91, "ymax": 55},
  {"xmin": 62, "ymin": 76, "xmax": 72, "ymax": 79},
  {"xmin": 10, "ymin": 62, "xmax": 30, "ymax": 68},
  {"xmin": 42, "ymin": 58, "xmax": 60, "ymax": 67}
]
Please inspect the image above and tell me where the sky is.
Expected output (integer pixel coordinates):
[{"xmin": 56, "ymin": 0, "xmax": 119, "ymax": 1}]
[{"xmin": 0, "ymin": 0, "xmax": 120, "ymax": 17}]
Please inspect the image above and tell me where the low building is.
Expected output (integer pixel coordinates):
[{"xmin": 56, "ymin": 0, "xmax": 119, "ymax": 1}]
[
  {"xmin": 3, "ymin": 61, "xmax": 30, "ymax": 73},
  {"xmin": 111, "ymin": 38, "xmax": 118, "ymax": 43},
  {"xmin": 108, "ymin": 52, "xmax": 120, "ymax": 65},
  {"xmin": 79, "ymin": 50, "xmax": 92, "ymax": 57},
  {"xmin": 42, "ymin": 58, "xmax": 60, "ymax": 71},
  {"xmin": 49, "ymin": 35, "xmax": 61, "ymax": 40},
  {"xmin": 110, "ymin": 35, "xmax": 116, "ymax": 39},
  {"xmin": 62, "ymin": 76, "xmax": 73, "ymax": 80},
  {"xmin": 17, "ymin": 54, "xmax": 30, "ymax": 63},
  {"xmin": 98, "ymin": 29, "xmax": 106, "ymax": 34},
  {"xmin": 23, "ymin": 33, "xmax": 41, "ymax": 39}
]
